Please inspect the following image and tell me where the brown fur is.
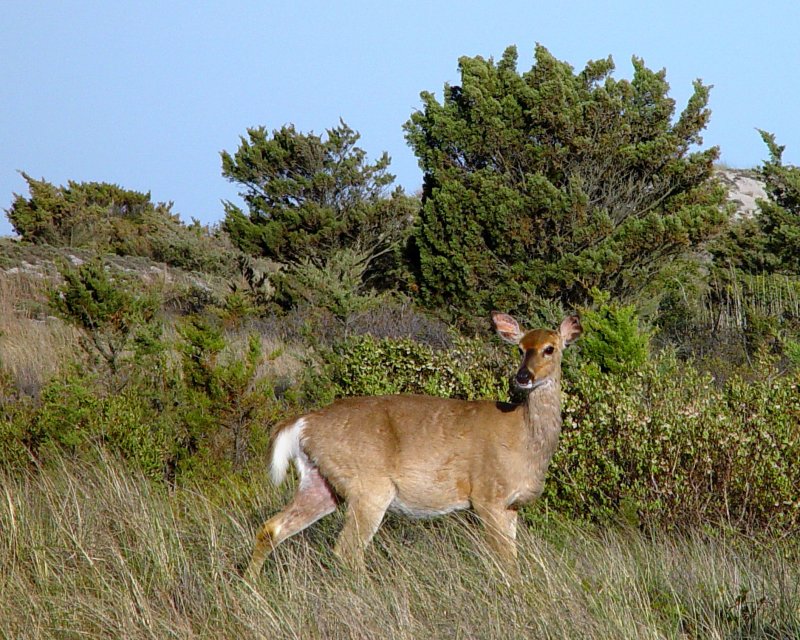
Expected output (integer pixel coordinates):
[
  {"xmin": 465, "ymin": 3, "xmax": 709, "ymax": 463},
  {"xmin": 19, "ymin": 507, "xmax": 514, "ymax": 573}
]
[{"xmin": 245, "ymin": 314, "xmax": 581, "ymax": 578}]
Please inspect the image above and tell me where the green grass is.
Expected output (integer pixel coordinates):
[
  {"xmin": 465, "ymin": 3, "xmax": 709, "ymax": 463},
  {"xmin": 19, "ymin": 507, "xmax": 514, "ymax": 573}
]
[{"xmin": 2, "ymin": 451, "xmax": 798, "ymax": 639}]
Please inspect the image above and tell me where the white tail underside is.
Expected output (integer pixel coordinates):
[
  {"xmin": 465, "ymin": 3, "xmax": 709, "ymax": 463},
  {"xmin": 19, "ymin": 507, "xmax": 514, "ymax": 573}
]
[{"xmin": 269, "ymin": 418, "xmax": 305, "ymax": 485}]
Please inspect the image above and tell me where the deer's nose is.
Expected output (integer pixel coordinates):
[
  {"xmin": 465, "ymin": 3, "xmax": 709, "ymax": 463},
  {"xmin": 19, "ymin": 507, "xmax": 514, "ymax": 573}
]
[{"xmin": 515, "ymin": 368, "xmax": 532, "ymax": 387}]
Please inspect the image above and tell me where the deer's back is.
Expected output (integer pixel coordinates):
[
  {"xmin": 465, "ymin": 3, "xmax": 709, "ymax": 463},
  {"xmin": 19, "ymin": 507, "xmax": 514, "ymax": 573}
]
[{"xmin": 298, "ymin": 395, "xmax": 528, "ymax": 511}]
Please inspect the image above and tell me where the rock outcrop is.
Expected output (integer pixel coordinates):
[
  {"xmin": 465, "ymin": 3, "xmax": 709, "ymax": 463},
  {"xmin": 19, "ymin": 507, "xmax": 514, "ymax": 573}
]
[{"xmin": 716, "ymin": 168, "xmax": 767, "ymax": 219}]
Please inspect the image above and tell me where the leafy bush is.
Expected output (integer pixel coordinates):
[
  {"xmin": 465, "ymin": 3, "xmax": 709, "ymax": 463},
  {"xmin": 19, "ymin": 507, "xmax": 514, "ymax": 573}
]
[
  {"xmin": 0, "ymin": 370, "xmax": 36, "ymax": 469},
  {"xmin": 322, "ymin": 334, "xmax": 510, "ymax": 402},
  {"xmin": 546, "ymin": 353, "xmax": 800, "ymax": 529},
  {"xmin": 1, "ymin": 369, "xmax": 176, "ymax": 480},
  {"xmin": 8, "ymin": 176, "xmax": 155, "ymax": 247},
  {"xmin": 0, "ymin": 311, "xmax": 296, "ymax": 482},
  {"xmin": 656, "ymin": 268, "xmax": 800, "ymax": 371},
  {"xmin": 704, "ymin": 134, "xmax": 800, "ymax": 366}
]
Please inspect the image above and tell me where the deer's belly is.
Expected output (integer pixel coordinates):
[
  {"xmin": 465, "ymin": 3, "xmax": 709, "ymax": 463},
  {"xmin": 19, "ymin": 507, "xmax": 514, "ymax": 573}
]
[{"xmin": 388, "ymin": 496, "xmax": 470, "ymax": 519}]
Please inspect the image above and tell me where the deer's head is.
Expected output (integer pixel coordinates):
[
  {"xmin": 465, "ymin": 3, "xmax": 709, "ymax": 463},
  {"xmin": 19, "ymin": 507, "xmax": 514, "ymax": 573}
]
[{"xmin": 492, "ymin": 313, "xmax": 582, "ymax": 390}]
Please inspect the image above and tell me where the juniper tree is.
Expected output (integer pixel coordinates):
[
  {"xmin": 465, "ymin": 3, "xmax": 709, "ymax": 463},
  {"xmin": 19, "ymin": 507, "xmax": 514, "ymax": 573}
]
[
  {"xmin": 404, "ymin": 45, "xmax": 727, "ymax": 320},
  {"xmin": 715, "ymin": 131, "xmax": 800, "ymax": 275},
  {"xmin": 221, "ymin": 120, "xmax": 416, "ymax": 300},
  {"xmin": 6, "ymin": 175, "xmax": 229, "ymax": 274}
]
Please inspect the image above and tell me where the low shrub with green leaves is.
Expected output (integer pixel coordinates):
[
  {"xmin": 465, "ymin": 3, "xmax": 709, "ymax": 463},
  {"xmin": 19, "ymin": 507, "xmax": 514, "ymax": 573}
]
[
  {"xmin": 546, "ymin": 352, "xmax": 800, "ymax": 529},
  {"xmin": 322, "ymin": 334, "xmax": 510, "ymax": 402},
  {"xmin": 2, "ymin": 369, "xmax": 176, "ymax": 480},
  {"xmin": 0, "ymin": 314, "xmax": 303, "ymax": 483}
]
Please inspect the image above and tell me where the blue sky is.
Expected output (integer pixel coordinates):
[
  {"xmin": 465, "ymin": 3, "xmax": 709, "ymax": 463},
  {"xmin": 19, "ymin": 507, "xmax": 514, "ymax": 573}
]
[{"xmin": 2, "ymin": 1, "xmax": 799, "ymax": 237}]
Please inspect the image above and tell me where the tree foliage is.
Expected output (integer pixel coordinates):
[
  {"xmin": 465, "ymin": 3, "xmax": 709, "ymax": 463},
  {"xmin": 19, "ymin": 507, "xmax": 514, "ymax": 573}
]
[
  {"xmin": 578, "ymin": 290, "xmax": 651, "ymax": 374},
  {"xmin": 221, "ymin": 120, "xmax": 416, "ymax": 290},
  {"xmin": 7, "ymin": 175, "xmax": 158, "ymax": 248},
  {"xmin": 714, "ymin": 131, "xmax": 800, "ymax": 276},
  {"xmin": 404, "ymin": 45, "xmax": 727, "ymax": 320}
]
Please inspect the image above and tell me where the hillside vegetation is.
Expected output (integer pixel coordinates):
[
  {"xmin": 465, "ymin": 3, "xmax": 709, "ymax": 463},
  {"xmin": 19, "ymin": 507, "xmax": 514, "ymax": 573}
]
[{"xmin": 2, "ymin": 44, "xmax": 799, "ymax": 638}]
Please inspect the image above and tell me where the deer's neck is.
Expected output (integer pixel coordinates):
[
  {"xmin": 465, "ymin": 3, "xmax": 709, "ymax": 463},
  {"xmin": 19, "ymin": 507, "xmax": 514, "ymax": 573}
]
[{"xmin": 522, "ymin": 378, "xmax": 563, "ymax": 466}]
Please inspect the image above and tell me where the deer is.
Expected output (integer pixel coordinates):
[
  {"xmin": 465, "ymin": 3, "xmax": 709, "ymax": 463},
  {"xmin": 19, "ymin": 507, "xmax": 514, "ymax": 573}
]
[{"xmin": 245, "ymin": 312, "xmax": 582, "ymax": 579}]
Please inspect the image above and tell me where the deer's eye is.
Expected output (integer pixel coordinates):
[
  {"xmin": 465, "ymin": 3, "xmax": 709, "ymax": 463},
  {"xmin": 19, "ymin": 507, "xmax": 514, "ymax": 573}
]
[{"xmin": 543, "ymin": 345, "xmax": 555, "ymax": 356}]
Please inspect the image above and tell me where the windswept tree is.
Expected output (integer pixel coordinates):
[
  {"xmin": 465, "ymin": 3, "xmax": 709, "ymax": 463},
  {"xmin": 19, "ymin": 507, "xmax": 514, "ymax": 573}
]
[
  {"xmin": 714, "ymin": 131, "xmax": 800, "ymax": 276},
  {"xmin": 404, "ymin": 45, "xmax": 727, "ymax": 320},
  {"xmin": 7, "ymin": 175, "xmax": 160, "ymax": 248},
  {"xmin": 221, "ymin": 120, "xmax": 416, "ymax": 300}
]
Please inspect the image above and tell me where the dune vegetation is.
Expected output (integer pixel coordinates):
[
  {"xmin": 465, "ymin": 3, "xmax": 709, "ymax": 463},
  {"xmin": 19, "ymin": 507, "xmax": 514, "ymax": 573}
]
[{"xmin": 2, "ymin": 45, "xmax": 800, "ymax": 638}]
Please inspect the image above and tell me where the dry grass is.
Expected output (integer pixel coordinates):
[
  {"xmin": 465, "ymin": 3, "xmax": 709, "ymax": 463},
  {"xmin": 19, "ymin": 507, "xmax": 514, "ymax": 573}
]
[
  {"xmin": 0, "ymin": 262, "xmax": 306, "ymax": 398},
  {"xmin": 0, "ymin": 271, "xmax": 81, "ymax": 395},
  {"xmin": 1, "ymin": 452, "xmax": 798, "ymax": 639}
]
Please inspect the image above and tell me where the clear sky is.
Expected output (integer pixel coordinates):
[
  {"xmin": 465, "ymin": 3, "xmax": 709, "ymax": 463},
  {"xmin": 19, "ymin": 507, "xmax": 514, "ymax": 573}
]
[{"xmin": 2, "ymin": 1, "xmax": 799, "ymax": 237}]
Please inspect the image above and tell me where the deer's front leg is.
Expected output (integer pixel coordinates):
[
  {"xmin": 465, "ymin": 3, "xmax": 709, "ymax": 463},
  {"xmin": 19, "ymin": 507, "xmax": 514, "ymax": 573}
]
[{"xmin": 473, "ymin": 503, "xmax": 518, "ymax": 569}]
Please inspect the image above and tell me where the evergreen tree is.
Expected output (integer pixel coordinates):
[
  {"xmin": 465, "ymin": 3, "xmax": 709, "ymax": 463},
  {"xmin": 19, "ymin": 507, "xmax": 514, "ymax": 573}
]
[
  {"xmin": 7, "ymin": 175, "xmax": 157, "ymax": 248},
  {"xmin": 713, "ymin": 132, "xmax": 800, "ymax": 276},
  {"xmin": 750, "ymin": 131, "xmax": 800, "ymax": 274},
  {"xmin": 404, "ymin": 45, "xmax": 727, "ymax": 320},
  {"xmin": 221, "ymin": 120, "xmax": 415, "ymax": 282},
  {"xmin": 6, "ymin": 175, "xmax": 229, "ymax": 273}
]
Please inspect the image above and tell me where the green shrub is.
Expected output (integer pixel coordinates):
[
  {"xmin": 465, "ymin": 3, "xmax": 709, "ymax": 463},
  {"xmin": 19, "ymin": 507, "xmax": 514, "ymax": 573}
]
[
  {"xmin": 274, "ymin": 248, "xmax": 381, "ymax": 318},
  {"xmin": 0, "ymin": 370, "xmax": 35, "ymax": 469},
  {"xmin": 98, "ymin": 391, "xmax": 176, "ymax": 480},
  {"xmin": 578, "ymin": 291, "xmax": 651, "ymax": 374},
  {"xmin": 51, "ymin": 259, "xmax": 162, "ymax": 376},
  {"xmin": 786, "ymin": 338, "xmax": 800, "ymax": 370},
  {"xmin": 544, "ymin": 353, "xmax": 800, "ymax": 529},
  {"xmin": 0, "ymin": 317, "xmax": 293, "ymax": 482},
  {"xmin": 7, "ymin": 174, "xmax": 236, "ymax": 275},
  {"xmin": 324, "ymin": 334, "xmax": 510, "ymax": 401},
  {"xmin": 713, "ymin": 132, "xmax": 800, "ymax": 276},
  {"xmin": 176, "ymin": 317, "xmax": 282, "ymax": 475},
  {"xmin": 3, "ymin": 370, "xmax": 176, "ymax": 481}
]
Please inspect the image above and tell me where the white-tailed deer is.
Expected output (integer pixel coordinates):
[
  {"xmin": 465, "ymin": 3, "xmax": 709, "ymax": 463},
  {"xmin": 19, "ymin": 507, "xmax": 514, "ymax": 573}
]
[{"xmin": 246, "ymin": 313, "xmax": 582, "ymax": 578}]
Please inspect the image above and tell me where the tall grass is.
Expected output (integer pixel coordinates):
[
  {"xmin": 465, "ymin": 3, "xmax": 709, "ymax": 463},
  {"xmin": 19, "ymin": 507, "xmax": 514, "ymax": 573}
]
[
  {"xmin": 701, "ymin": 269, "xmax": 800, "ymax": 332},
  {"xmin": 2, "ymin": 451, "xmax": 798, "ymax": 639},
  {"xmin": 0, "ymin": 272, "xmax": 81, "ymax": 395}
]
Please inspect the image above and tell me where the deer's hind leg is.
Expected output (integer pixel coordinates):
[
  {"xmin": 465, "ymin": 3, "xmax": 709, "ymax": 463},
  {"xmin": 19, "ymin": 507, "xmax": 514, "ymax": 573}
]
[
  {"xmin": 333, "ymin": 479, "xmax": 396, "ymax": 570},
  {"xmin": 246, "ymin": 465, "xmax": 337, "ymax": 580}
]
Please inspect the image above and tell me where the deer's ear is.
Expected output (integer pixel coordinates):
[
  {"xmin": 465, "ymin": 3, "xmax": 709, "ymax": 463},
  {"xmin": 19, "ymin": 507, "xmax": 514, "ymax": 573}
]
[
  {"xmin": 492, "ymin": 312, "xmax": 524, "ymax": 344},
  {"xmin": 559, "ymin": 315, "xmax": 582, "ymax": 346}
]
